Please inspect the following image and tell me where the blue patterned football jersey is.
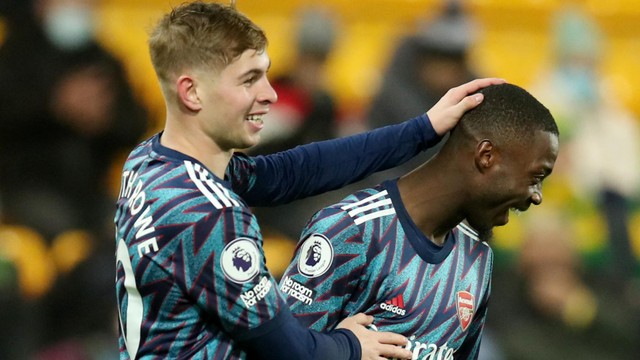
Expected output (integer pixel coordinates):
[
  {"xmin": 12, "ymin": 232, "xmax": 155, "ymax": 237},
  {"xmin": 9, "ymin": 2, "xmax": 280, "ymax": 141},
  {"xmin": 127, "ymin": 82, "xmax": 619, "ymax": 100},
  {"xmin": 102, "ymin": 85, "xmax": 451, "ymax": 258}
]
[
  {"xmin": 114, "ymin": 115, "xmax": 447, "ymax": 359},
  {"xmin": 115, "ymin": 135, "xmax": 286, "ymax": 359},
  {"xmin": 281, "ymin": 179, "xmax": 494, "ymax": 360}
]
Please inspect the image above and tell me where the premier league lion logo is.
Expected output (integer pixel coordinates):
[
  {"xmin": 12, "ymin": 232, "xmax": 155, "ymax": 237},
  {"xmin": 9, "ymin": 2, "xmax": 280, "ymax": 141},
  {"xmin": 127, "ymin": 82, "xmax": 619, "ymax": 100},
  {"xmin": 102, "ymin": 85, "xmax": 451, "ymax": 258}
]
[
  {"xmin": 221, "ymin": 238, "xmax": 260, "ymax": 283},
  {"xmin": 232, "ymin": 248, "xmax": 252, "ymax": 272},
  {"xmin": 304, "ymin": 240, "xmax": 322, "ymax": 267},
  {"xmin": 297, "ymin": 234, "xmax": 333, "ymax": 278}
]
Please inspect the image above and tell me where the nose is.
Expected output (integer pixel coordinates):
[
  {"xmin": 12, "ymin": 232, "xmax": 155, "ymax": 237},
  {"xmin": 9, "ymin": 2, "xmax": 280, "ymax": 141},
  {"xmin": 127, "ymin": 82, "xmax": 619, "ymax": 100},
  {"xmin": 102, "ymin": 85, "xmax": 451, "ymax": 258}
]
[
  {"xmin": 531, "ymin": 190, "xmax": 542, "ymax": 206},
  {"xmin": 258, "ymin": 78, "xmax": 278, "ymax": 104}
]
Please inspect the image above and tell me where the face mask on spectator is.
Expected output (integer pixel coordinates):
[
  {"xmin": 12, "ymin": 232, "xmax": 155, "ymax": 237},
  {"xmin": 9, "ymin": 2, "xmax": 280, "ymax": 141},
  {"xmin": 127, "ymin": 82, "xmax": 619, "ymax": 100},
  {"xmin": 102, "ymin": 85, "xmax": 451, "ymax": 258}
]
[{"xmin": 43, "ymin": 4, "xmax": 94, "ymax": 51}]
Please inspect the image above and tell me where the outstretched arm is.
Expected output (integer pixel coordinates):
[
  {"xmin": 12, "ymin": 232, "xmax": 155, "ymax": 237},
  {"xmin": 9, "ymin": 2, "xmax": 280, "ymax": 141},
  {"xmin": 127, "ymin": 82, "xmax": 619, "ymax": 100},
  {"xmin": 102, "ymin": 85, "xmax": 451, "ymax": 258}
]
[{"xmin": 231, "ymin": 78, "xmax": 505, "ymax": 206}]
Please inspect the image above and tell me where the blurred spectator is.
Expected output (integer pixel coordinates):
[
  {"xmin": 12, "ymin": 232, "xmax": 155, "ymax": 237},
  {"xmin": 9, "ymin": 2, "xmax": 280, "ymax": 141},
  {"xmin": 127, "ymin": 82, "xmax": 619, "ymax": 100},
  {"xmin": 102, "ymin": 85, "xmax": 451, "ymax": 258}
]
[
  {"xmin": 518, "ymin": 211, "xmax": 598, "ymax": 330},
  {"xmin": 363, "ymin": 0, "xmax": 479, "ymax": 185},
  {"xmin": 0, "ymin": 0, "xmax": 147, "ymax": 242},
  {"xmin": 0, "ymin": 0, "xmax": 147, "ymax": 357},
  {"xmin": 249, "ymin": 7, "xmax": 341, "ymax": 257},
  {"xmin": 530, "ymin": 6, "xmax": 640, "ymax": 290},
  {"xmin": 249, "ymin": 7, "xmax": 338, "ymax": 156},
  {"xmin": 486, "ymin": 6, "xmax": 640, "ymax": 359},
  {"xmin": 367, "ymin": 0, "xmax": 477, "ymax": 130},
  {"xmin": 488, "ymin": 209, "xmax": 637, "ymax": 359}
]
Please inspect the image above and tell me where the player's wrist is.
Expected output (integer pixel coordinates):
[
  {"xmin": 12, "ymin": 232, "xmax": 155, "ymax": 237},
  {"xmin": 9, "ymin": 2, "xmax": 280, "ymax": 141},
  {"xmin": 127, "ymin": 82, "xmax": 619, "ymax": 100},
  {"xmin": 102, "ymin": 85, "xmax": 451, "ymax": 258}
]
[{"xmin": 331, "ymin": 328, "xmax": 362, "ymax": 360}]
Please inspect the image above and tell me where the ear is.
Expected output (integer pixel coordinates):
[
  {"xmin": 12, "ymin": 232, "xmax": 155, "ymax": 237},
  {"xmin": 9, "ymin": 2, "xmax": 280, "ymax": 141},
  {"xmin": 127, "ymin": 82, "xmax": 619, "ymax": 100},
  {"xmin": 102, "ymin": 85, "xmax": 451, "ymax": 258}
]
[
  {"xmin": 177, "ymin": 75, "xmax": 202, "ymax": 112},
  {"xmin": 474, "ymin": 139, "xmax": 496, "ymax": 173}
]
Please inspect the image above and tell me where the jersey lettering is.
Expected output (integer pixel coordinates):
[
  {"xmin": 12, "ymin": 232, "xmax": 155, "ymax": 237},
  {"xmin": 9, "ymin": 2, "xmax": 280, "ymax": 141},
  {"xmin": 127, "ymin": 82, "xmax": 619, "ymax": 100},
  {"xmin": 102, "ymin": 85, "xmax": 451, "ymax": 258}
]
[{"xmin": 116, "ymin": 239, "xmax": 143, "ymax": 359}]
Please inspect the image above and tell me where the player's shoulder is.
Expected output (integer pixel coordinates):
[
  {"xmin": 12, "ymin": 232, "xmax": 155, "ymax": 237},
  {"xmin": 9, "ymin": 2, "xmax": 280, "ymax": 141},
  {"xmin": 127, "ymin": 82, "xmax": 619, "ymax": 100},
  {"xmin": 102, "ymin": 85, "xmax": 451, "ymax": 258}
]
[
  {"xmin": 225, "ymin": 151, "xmax": 257, "ymax": 192},
  {"xmin": 336, "ymin": 185, "xmax": 395, "ymax": 226},
  {"xmin": 133, "ymin": 158, "xmax": 248, "ymax": 229},
  {"xmin": 305, "ymin": 186, "xmax": 391, "ymax": 229},
  {"xmin": 304, "ymin": 186, "xmax": 393, "ymax": 245},
  {"xmin": 181, "ymin": 160, "xmax": 245, "ymax": 210},
  {"xmin": 122, "ymin": 135, "xmax": 156, "ymax": 171}
]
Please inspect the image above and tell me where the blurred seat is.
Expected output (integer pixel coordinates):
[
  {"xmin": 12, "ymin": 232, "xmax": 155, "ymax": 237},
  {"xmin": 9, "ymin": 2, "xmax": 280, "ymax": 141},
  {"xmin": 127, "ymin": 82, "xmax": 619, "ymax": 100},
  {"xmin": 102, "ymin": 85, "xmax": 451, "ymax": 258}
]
[{"xmin": 0, "ymin": 225, "xmax": 56, "ymax": 299}]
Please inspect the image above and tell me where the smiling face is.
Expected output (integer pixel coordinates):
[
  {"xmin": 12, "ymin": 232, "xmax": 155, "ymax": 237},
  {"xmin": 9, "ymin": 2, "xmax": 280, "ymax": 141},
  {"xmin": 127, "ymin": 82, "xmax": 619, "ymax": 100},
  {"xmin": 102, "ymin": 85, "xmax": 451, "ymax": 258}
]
[
  {"xmin": 148, "ymin": 2, "xmax": 273, "ymax": 154},
  {"xmin": 194, "ymin": 49, "xmax": 277, "ymax": 151},
  {"xmin": 465, "ymin": 130, "xmax": 559, "ymax": 238}
]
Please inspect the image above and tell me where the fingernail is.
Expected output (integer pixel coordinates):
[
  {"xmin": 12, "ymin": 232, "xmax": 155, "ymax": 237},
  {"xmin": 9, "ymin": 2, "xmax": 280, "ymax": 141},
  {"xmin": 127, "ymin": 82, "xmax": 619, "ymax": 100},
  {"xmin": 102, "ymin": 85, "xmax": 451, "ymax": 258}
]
[{"xmin": 475, "ymin": 94, "xmax": 483, "ymax": 103}]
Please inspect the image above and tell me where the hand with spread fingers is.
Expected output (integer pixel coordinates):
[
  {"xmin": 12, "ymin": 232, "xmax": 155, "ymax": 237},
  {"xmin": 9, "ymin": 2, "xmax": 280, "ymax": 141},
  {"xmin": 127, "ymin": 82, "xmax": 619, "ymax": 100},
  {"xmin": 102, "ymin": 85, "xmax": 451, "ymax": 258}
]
[
  {"xmin": 427, "ymin": 77, "xmax": 507, "ymax": 135},
  {"xmin": 337, "ymin": 313, "xmax": 412, "ymax": 360}
]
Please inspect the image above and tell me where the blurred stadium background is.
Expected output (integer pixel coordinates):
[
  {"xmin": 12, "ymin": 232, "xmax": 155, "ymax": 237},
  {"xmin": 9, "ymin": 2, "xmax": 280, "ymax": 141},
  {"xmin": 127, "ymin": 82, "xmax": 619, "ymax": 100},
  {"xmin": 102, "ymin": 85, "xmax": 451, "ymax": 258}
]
[
  {"xmin": 87, "ymin": 0, "xmax": 640, "ymax": 265},
  {"xmin": 1, "ymin": 0, "xmax": 639, "ymax": 359}
]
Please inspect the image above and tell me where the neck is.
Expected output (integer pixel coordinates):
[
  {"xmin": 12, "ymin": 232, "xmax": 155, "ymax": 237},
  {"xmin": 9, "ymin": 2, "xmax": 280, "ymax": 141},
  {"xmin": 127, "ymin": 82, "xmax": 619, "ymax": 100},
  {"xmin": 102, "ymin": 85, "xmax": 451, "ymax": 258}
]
[
  {"xmin": 397, "ymin": 156, "xmax": 466, "ymax": 246},
  {"xmin": 161, "ymin": 118, "xmax": 232, "ymax": 179}
]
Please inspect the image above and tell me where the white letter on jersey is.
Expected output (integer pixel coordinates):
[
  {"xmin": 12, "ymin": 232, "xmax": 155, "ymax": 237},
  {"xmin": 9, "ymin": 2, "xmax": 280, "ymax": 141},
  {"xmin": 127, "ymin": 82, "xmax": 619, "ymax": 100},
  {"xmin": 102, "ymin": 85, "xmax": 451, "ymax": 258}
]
[
  {"xmin": 129, "ymin": 180, "xmax": 145, "ymax": 215},
  {"xmin": 116, "ymin": 239, "xmax": 143, "ymax": 359},
  {"xmin": 137, "ymin": 238, "xmax": 158, "ymax": 258}
]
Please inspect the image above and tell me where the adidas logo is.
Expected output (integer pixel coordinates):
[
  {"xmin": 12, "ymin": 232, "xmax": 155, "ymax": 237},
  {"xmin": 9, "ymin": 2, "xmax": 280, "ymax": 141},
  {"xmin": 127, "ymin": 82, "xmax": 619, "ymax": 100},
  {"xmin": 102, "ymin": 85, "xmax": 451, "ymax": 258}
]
[{"xmin": 379, "ymin": 294, "xmax": 407, "ymax": 316}]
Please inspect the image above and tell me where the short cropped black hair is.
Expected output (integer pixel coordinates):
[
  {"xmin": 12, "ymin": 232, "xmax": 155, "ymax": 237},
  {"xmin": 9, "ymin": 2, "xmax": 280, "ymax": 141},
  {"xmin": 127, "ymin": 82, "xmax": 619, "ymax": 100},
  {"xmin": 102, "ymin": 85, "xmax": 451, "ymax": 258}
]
[{"xmin": 454, "ymin": 83, "xmax": 559, "ymax": 146}]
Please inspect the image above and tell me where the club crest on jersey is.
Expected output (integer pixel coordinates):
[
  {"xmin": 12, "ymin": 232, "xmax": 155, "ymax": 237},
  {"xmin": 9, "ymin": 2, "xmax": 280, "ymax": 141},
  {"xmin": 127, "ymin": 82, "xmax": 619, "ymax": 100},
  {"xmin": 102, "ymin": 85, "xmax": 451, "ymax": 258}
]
[
  {"xmin": 297, "ymin": 234, "xmax": 333, "ymax": 278},
  {"xmin": 221, "ymin": 238, "xmax": 260, "ymax": 283},
  {"xmin": 456, "ymin": 291, "xmax": 475, "ymax": 331}
]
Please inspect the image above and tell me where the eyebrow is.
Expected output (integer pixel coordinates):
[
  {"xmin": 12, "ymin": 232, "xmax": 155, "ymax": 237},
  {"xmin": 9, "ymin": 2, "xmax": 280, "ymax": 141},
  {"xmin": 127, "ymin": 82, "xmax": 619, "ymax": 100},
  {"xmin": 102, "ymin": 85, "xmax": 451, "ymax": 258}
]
[
  {"xmin": 241, "ymin": 69, "xmax": 263, "ymax": 78},
  {"xmin": 240, "ymin": 60, "xmax": 271, "ymax": 79}
]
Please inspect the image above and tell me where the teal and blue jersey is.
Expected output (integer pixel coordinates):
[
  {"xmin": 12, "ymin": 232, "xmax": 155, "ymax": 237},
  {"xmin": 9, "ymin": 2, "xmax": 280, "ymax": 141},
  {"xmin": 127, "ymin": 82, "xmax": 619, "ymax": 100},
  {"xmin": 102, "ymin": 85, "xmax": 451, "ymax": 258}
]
[
  {"xmin": 281, "ymin": 179, "xmax": 494, "ymax": 360},
  {"xmin": 114, "ymin": 115, "xmax": 443, "ymax": 359},
  {"xmin": 115, "ymin": 136, "xmax": 282, "ymax": 359}
]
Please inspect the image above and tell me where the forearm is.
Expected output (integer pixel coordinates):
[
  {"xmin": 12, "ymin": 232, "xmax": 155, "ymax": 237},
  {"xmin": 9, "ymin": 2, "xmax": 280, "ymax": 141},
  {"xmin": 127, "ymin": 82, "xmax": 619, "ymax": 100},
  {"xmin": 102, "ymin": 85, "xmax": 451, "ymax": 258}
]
[
  {"xmin": 237, "ymin": 307, "xmax": 360, "ymax": 360},
  {"xmin": 244, "ymin": 114, "xmax": 439, "ymax": 206}
]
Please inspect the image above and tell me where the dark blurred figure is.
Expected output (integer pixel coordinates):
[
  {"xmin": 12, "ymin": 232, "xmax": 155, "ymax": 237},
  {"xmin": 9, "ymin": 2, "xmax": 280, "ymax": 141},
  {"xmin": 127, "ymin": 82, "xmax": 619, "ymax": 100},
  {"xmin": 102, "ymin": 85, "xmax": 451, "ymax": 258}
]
[
  {"xmin": 0, "ymin": 0, "xmax": 147, "ymax": 241},
  {"xmin": 367, "ymin": 0, "xmax": 476, "ymax": 130},
  {"xmin": 363, "ymin": 0, "xmax": 479, "ymax": 185},
  {"xmin": 0, "ymin": 0, "xmax": 147, "ymax": 357},
  {"xmin": 249, "ymin": 7, "xmax": 340, "ymax": 271}
]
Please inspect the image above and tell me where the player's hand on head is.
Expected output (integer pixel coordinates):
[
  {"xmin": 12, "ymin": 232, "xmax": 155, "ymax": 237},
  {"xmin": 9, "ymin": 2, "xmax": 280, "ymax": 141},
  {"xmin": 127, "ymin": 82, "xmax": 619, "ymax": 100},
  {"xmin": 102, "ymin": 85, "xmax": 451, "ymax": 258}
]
[
  {"xmin": 337, "ymin": 313, "xmax": 412, "ymax": 360},
  {"xmin": 426, "ymin": 77, "xmax": 507, "ymax": 135}
]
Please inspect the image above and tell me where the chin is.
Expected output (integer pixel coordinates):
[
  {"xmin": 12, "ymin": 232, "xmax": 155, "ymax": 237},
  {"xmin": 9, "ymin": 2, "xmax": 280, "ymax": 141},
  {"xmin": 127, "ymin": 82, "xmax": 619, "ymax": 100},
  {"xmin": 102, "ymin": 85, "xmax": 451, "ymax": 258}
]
[
  {"xmin": 236, "ymin": 138, "xmax": 260, "ymax": 151},
  {"xmin": 245, "ymin": 136, "xmax": 261, "ymax": 149},
  {"xmin": 477, "ymin": 228, "xmax": 494, "ymax": 243},
  {"xmin": 465, "ymin": 219, "xmax": 494, "ymax": 242}
]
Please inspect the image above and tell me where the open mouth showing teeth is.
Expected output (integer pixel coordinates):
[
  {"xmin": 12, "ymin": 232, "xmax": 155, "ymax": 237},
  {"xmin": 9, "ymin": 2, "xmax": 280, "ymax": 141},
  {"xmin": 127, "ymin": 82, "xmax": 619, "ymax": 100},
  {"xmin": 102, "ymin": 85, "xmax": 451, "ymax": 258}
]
[{"xmin": 246, "ymin": 114, "xmax": 264, "ymax": 124}]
